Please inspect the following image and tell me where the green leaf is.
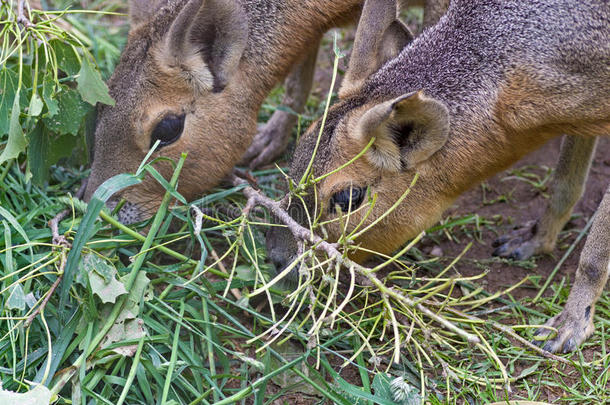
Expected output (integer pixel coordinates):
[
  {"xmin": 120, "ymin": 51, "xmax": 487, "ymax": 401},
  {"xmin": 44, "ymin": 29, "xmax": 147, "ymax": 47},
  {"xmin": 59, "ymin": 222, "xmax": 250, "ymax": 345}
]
[
  {"xmin": 90, "ymin": 271, "xmax": 127, "ymax": 304},
  {"xmin": 0, "ymin": 205, "xmax": 32, "ymax": 254},
  {"xmin": 0, "ymin": 93, "xmax": 26, "ymax": 164},
  {"xmin": 50, "ymin": 40, "xmax": 80, "ymax": 76},
  {"xmin": 79, "ymin": 253, "xmax": 127, "ymax": 304},
  {"xmin": 42, "ymin": 87, "xmax": 91, "ymax": 135},
  {"xmin": 77, "ymin": 57, "xmax": 114, "ymax": 106},
  {"xmin": 6, "ymin": 284, "xmax": 26, "ymax": 311},
  {"xmin": 235, "ymin": 265, "xmax": 256, "ymax": 281},
  {"xmin": 42, "ymin": 72, "xmax": 59, "ymax": 117},
  {"xmin": 371, "ymin": 373, "xmax": 395, "ymax": 403},
  {"xmin": 28, "ymin": 124, "xmax": 80, "ymax": 185},
  {"xmin": 28, "ymin": 93, "xmax": 44, "ymax": 117},
  {"xmin": 99, "ymin": 272, "xmax": 150, "ymax": 355},
  {"xmin": 81, "ymin": 253, "xmax": 114, "ymax": 282},
  {"xmin": 0, "ymin": 385, "xmax": 53, "ymax": 405},
  {"xmin": 0, "ymin": 69, "xmax": 19, "ymax": 135},
  {"xmin": 59, "ymin": 173, "xmax": 143, "ymax": 312},
  {"xmin": 142, "ymin": 165, "xmax": 186, "ymax": 204}
]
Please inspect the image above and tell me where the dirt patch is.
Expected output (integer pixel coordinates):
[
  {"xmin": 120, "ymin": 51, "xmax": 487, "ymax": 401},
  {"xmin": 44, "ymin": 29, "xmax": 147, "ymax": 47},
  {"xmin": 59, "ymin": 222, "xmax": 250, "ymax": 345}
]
[{"xmin": 432, "ymin": 136, "xmax": 610, "ymax": 299}]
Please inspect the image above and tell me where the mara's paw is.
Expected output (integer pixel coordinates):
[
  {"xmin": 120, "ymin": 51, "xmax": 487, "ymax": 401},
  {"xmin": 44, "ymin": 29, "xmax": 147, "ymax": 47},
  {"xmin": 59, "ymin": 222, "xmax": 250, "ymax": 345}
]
[
  {"xmin": 240, "ymin": 112, "xmax": 294, "ymax": 169},
  {"xmin": 533, "ymin": 307, "xmax": 595, "ymax": 353},
  {"xmin": 492, "ymin": 220, "xmax": 542, "ymax": 260}
]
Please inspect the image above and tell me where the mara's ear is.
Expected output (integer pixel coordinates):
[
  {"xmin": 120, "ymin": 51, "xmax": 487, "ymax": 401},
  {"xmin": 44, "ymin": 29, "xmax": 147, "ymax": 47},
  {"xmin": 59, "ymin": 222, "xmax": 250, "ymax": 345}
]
[
  {"xmin": 339, "ymin": 0, "xmax": 413, "ymax": 98},
  {"xmin": 129, "ymin": 0, "xmax": 162, "ymax": 26},
  {"xmin": 159, "ymin": 0, "xmax": 248, "ymax": 93},
  {"xmin": 354, "ymin": 91, "xmax": 450, "ymax": 171}
]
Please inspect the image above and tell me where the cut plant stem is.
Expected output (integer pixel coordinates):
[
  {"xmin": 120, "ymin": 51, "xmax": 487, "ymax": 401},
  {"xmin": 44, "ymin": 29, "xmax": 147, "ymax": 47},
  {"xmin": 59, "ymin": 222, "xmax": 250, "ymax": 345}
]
[{"xmin": 231, "ymin": 173, "xmax": 481, "ymax": 345}]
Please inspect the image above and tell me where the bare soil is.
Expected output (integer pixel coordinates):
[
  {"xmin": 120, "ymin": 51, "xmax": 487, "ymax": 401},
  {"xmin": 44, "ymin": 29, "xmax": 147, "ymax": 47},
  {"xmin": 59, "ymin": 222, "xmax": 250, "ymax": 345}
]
[{"xmin": 436, "ymin": 136, "xmax": 610, "ymax": 299}]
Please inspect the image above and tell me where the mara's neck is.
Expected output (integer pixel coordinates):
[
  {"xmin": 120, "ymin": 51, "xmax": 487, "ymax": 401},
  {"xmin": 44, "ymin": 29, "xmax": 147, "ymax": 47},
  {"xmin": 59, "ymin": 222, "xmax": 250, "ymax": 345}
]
[
  {"xmin": 365, "ymin": 1, "xmax": 559, "ymax": 213},
  {"xmin": 430, "ymin": 120, "xmax": 556, "ymax": 209},
  {"xmin": 237, "ymin": 0, "xmax": 361, "ymax": 105}
]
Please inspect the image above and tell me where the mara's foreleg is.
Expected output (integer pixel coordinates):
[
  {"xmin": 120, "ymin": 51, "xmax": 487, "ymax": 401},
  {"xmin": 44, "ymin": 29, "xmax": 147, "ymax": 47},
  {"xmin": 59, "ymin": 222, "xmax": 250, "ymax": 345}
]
[
  {"xmin": 534, "ymin": 184, "xmax": 610, "ymax": 353},
  {"xmin": 241, "ymin": 40, "xmax": 319, "ymax": 168},
  {"xmin": 493, "ymin": 135, "xmax": 598, "ymax": 260},
  {"xmin": 423, "ymin": 0, "xmax": 449, "ymax": 27}
]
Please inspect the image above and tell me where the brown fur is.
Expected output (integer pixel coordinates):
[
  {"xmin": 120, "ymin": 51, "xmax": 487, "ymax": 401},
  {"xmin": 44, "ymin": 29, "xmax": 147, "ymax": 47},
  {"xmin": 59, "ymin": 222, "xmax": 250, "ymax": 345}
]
[
  {"xmin": 85, "ymin": 0, "xmax": 449, "ymax": 223},
  {"xmin": 85, "ymin": 0, "xmax": 364, "ymax": 220}
]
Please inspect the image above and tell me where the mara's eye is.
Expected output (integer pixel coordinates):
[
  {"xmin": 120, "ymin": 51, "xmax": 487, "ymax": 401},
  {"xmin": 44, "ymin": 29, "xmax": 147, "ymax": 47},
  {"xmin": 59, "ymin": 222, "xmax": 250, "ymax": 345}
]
[
  {"xmin": 329, "ymin": 186, "xmax": 366, "ymax": 213},
  {"xmin": 151, "ymin": 114, "xmax": 185, "ymax": 148}
]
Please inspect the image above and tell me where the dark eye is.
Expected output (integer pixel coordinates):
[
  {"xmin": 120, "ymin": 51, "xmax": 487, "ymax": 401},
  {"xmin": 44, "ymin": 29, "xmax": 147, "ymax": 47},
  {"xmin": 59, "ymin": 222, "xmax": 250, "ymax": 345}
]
[
  {"xmin": 329, "ymin": 186, "xmax": 366, "ymax": 213},
  {"xmin": 150, "ymin": 114, "xmax": 185, "ymax": 148}
]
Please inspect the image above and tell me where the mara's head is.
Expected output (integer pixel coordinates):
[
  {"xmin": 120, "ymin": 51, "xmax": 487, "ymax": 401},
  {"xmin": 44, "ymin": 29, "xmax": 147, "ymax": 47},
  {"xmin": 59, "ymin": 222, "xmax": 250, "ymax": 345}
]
[
  {"xmin": 85, "ymin": 0, "xmax": 257, "ymax": 222},
  {"xmin": 266, "ymin": 0, "xmax": 452, "ymax": 271},
  {"xmin": 266, "ymin": 90, "xmax": 452, "ymax": 270}
]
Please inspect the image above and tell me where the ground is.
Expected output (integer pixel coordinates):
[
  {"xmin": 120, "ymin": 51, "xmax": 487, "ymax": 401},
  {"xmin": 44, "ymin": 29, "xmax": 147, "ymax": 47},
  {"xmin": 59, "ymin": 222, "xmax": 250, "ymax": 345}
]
[
  {"xmin": 438, "ymin": 136, "xmax": 610, "ymax": 299},
  {"xmin": 424, "ymin": 136, "xmax": 610, "ymax": 402}
]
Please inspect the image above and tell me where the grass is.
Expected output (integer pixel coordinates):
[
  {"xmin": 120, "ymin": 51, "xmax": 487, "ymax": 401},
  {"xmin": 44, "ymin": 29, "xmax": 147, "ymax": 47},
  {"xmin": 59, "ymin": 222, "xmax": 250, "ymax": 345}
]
[{"xmin": 1, "ymin": 1, "xmax": 609, "ymax": 404}]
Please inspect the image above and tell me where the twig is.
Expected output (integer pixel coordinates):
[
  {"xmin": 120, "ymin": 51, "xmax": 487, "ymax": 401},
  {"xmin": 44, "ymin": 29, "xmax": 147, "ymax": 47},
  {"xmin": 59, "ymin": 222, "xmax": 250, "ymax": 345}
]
[
  {"xmin": 27, "ymin": 180, "xmax": 88, "ymax": 327},
  {"xmin": 230, "ymin": 172, "xmax": 481, "ymax": 345},
  {"xmin": 24, "ymin": 251, "xmax": 65, "ymax": 327},
  {"xmin": 446, "ymin": 307, "xmax": 572, "ymax": 365},
  {"xmin": 16, "ymin": 0, "xmax": 34, "ymax": 28},
  {"xmin": 48, "ymin": 179, "xmax": 88, "ymax": 247},
  {"xmin": 48, "ymin": 210, "xmax": 70, "ymax": 247}
]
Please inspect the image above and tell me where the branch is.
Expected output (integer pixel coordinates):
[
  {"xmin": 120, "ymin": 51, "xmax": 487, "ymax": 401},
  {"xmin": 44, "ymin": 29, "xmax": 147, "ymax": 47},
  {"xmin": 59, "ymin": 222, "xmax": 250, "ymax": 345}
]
[
  {"xmin": 230, "ymin": 172, "xmax": 481, "ymax": 345},
  {"xmin": 24, "ymin": 252, "xmax": 65, "ymax": 328},
  {"xmin": 16, "ymin": 0, "xmax": 33, "ymax": 29},
  {"xmin": 48, "ymin": 179, "xmax": 87, "ymax": 247},
  {"xmin": 26, "ymin": 180, "xmax": 88, "ymax": 327}
]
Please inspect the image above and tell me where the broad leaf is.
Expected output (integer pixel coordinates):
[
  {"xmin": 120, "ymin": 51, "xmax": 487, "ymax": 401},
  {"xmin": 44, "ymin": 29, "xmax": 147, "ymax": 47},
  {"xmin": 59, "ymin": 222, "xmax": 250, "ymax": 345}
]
[
  {"xmin": 78, "ymin": 253, "xmax": 127, "ymax": 304},
  {"xmin": 42, "ymin": 87, "xmax": 91, "ymax": 135},
  {"xmin": 28, "ymin": 93, "xmax": 44, "ymax": 117},
  {"xmin": 372, "ymin": 373, "xmax": 395, "ymax": 403},
  {"xmin": 235, "ymin": 265, "xmax": 256, "ymax": 281},
  {"xmin": 99, "ymin": 272, "xmax": 150, "ymax": 355},
  {"xmin": 0, "ymin": 69, "xmax": 19, "ymax": 135},
  {"xmin": 6, "ymin": 284, "xmax": 26, "ymax": 311},
  {"xmin": 77, "ymin": 57, "xmax": 114, "ymax": 106},
  {"xmin": 0, "ymin": 93, "xmax": 26, "ymax": 163},
  {"xmin": 27, "ymin": 124, "xmax": 80, "ymax": 185},
  {"xmin": 0, "ymin": 385, "xmax": 53, "ymax": 405},
  {"xmin": 50, "ymin": 40, "xmax": 80, "ymax": 76},
  {"xmin": 42, "ymin": 71, "xmax": 59, "ymax": 117}
]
